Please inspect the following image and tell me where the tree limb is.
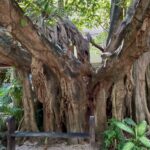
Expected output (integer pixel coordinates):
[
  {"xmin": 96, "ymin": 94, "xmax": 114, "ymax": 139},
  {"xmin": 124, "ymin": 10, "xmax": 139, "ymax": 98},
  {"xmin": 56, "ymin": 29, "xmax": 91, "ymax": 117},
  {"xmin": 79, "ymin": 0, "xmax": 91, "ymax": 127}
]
[
  {"xmin": 90, "ymin": 0, "xmax": 150, "ymax": 89},
  {"xmin": 0, "ymin": 0, "xmax": 92, "ymax": 78},
  {"xmin": 107, "ymin": 0, "xmax": 123, "ymax": 45},
  {"xmin": 86, "ymin": 33, "xmax": 104, "ymax": 52},
  {"xmin": 0, "ymin": 27, "xmax": 31, "ymax": 69},
  {"xmin": 106, "ymin": 0, "xmax": 141, "ymax": 52}
]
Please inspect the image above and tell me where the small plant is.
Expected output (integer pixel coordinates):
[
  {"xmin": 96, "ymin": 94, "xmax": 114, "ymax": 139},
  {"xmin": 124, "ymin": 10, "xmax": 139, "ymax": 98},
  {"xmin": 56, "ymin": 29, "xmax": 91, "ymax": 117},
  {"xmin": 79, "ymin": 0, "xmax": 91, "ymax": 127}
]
[
  {"xmin": 103, "ymin": 118, "xmax": 125, "ymax": 150},
  {"xmin": 0, "ymin": 79, "xmax": 23, "ymax": 131},
  {"xmin": 103, "ymin": 118, "xmax": 150, "ymax": 150}
]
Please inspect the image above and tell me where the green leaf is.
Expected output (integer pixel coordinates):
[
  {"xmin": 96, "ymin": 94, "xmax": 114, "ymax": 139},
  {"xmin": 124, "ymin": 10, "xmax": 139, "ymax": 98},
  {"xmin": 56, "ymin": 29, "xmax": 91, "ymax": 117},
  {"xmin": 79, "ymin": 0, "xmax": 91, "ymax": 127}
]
[
  {"xmin": 123, "ymin": 118, "xmax": 136, "ymax": 126},
  {"xmin": 136, "ymin": 121, "xmax": 147, "ymax": 137},
  {"xmin": 20, "ymin": 19, "xmax": 27, "ymax": 27},
  {"xmin": 0, "ymin": 86, "xmax": 11, "ymax": 97},
  {"xmin": 115, "ymin": 121, "xmax": 134, "ymax": 135},
  {"xmin": 43, "ymin": 1, "xmax": 49, "ymax": 13},
  {"xmin": 122, "ymin": 142, "xmax": 135, "ymax": 150},
  {"xmin": 139, "ymin": 136, "xmax": 150, "ymax": 148}
]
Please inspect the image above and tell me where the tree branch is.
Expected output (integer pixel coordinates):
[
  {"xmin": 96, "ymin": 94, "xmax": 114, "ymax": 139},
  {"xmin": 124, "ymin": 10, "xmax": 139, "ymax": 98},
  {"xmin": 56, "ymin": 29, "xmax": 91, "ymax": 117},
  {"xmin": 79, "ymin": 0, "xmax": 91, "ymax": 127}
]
[
  {"xmin": 0, "ymin": 0, "xmax": 92, "ymax": 78},
  {"xmin": 86, "ymin": 33, "xmax": 104, "ymax": 52},
  {"xmin": 90, "ymin": 0, "xmax": 150, "ymax": 89},
  {"xmin": 106, "ymin": 0, "xmax": 141, "ymax": 52},
  {"xmin": 0, "ymin": 27, "xmax": 31, "ymax": 69},
  {"xmin": 107, "ymin": 0, "xmax": 123, "ymax": 45}
]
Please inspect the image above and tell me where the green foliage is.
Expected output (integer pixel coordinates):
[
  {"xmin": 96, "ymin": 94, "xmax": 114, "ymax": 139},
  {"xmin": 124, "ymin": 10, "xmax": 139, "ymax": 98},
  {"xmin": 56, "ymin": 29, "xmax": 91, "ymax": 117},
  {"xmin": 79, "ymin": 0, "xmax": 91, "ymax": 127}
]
[
  {"xmin": 20, "ymin": 18, "xmax": 28, "ymax": 27},
  {"xmin": 66, "ymin": 0, "xmax": 110, "ymax": 29},
  {"xmin": 0, "ymin": 117, "xmax": 7, "ymax": 131},
  {"xmin": 0, "ymin": 70, "xmax": 7, "ymax": 85},
  {"xmin": 139, "ymin": 136, "xmax": 150, "ymax": 148},
  {"xmin": 103, "ymin": 118, "xmax": 125, "ymax": 150},
  {"xmin": 0, "ymin": 79, "xmax": 22, "ymax": 107},
  {"xmin": 103, "ymin": 118, "xmax": 150, "ymax": 150},
  {"xmin": 94, "ymin": 31, "xmax": 108, "ymax": 45},
  {"xmin": 0, "ymin": 76, "xmax": 23, "ymax": 131},
  {"xmin": 122, "ymin": 142, "xmax": 135, "ymax": 150},
  {"xmin": 9, "ymin": 79, "xmax": 23, "ymax": 107},
  {"xmin": 116, "ymin": 0, "xmax": 132, "ymax": 8},
  {"xmin": 114, "ymin": 121, "xmax": 134, "ymax": 135},
  {"xmin": 18, "ymin": 0, "xmax": 110, "ymax": 29}
]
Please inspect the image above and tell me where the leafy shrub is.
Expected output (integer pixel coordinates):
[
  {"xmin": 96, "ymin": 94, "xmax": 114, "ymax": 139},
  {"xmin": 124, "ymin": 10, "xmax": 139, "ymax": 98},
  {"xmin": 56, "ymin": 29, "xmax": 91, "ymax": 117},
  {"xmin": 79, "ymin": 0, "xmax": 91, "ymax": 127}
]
[
  {"xmin": 0, "ymin": 79, "xmax": 23, "ymax": 131},
  {"xmin": 0, "ymin": 117, "xmax": 7, "ymax": 131},
  {"xmin": 103, "ymin": 118, "xmax": 150, "ymax": 150}
]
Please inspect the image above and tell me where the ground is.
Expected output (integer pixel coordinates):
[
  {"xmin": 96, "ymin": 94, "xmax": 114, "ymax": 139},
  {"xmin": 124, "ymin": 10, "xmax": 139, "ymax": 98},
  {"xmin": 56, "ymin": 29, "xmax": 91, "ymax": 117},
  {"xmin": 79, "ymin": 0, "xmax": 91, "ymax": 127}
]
[{"xmin": 16, "ymin": 141, "xmax": 91, "ymax": 150}]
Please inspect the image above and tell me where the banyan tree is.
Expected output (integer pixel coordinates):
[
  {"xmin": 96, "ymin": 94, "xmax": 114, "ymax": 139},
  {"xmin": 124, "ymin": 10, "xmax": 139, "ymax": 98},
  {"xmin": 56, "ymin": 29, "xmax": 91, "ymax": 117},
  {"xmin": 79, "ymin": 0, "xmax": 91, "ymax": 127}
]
[{"xmin": 0, "ymin": 0, "xmax": 150, "ymax": 139}]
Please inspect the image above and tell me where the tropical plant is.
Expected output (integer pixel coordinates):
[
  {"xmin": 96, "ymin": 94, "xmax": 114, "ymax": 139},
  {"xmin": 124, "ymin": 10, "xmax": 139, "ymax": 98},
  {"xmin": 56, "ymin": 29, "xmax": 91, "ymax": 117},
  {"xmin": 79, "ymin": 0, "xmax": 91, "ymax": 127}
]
[
  {"xmin": 103, "ymin": 118, "xmax": 126, "ymax": 150},
  {"xmin": 0, "ymin": 76, "xmax": 23, "ymax": 131},
  {"xmin": 103, "ymin": 118, "xmax": 150, "ymax": 150}
]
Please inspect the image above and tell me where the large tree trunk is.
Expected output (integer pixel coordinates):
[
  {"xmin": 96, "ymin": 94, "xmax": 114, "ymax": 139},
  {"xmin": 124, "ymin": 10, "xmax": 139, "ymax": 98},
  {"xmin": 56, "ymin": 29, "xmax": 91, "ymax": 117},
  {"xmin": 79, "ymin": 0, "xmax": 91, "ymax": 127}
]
[
  {"xmin": 133, "ymin": 52, "xmax": 150, "ymax": 123},
  {"xmin": 19, "ymin": 70, "xmax": 38, "ymax": 131},
  {"xmin": 31, "ymin": 57, "xmax": 88, "ymax": 132},
  {"xmin": 107, "ymin": 52, "xmax": 150, "ymax": 123}
]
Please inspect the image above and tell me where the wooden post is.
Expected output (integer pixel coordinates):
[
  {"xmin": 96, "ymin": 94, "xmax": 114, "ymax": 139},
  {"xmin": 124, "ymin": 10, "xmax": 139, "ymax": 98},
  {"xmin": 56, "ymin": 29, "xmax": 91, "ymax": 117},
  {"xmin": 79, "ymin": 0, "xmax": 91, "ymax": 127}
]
[
  {"xmin": 6, "ymin": 116, "xmax": 16, "ymax": 150},
  {"xmin": 89, "ymin": 116, "xmax": 95, "ymax": 150}
]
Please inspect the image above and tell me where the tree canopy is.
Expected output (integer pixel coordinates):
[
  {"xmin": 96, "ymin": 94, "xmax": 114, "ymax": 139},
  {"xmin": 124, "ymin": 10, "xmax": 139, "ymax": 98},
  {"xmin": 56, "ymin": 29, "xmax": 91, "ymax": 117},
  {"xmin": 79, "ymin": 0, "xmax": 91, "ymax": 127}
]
[{"xmin": 18, "ymin": 0, "xmax": 110, "ymax": 29}]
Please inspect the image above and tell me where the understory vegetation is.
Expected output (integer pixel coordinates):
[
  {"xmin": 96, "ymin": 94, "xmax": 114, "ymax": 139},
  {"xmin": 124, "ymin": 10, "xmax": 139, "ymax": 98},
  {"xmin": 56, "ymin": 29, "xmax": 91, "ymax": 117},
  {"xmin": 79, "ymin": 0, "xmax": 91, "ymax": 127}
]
[
  {"xmin": 103, "ymin": 118, "xmax": 150, "ymax": 150},
  {"xmin": 0, "ymin": 69, "xmax": 23, "ymax": 131}
]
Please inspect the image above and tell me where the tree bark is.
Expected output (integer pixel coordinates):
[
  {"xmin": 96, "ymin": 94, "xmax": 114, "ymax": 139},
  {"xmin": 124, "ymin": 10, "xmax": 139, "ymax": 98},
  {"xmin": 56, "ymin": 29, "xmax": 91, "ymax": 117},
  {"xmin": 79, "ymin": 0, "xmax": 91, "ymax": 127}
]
[
  {"xmin": 0, "ymin": 27, "xmax": 31, "ymax": 69},
  {"xmin": 18, "ymin": 70, "xmax": 38, "ymax": 131},
  {"xmin": 133, "ymin": 52, "xmax": 150, "ymax": 123}
]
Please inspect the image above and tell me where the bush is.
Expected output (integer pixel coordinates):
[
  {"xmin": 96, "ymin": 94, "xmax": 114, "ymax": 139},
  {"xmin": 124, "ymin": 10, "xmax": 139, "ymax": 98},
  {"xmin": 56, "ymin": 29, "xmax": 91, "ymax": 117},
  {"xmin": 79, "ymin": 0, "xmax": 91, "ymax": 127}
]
[
  {"xmin": 103, "ymin": 118, "xmax": 150, "ymax": 150},
  {"xmin": 0, "ymin": 79, "xmax": 23, "ymax": 131}
]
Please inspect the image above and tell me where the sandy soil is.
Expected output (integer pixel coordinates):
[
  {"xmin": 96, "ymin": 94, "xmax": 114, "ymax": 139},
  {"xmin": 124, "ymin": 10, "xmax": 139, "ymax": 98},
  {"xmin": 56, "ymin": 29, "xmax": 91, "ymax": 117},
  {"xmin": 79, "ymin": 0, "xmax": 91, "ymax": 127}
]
[{"xmin": 16, "ymin": 141, "xmax": 94, "ymax": 150}]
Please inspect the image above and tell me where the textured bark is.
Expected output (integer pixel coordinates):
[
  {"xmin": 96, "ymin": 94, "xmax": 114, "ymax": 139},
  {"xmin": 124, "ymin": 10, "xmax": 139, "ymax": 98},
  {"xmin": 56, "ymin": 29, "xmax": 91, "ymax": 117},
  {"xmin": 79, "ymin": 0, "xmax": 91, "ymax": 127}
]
[
  {"xmin": 0, "ymin": 27, "xmax": 31, "ymax": 69},
  {"xmin": 94, "ymin": 83, "xmax": 108, "ymax": 132},
  {"xmin": 59, "ymin": 77, "xmax": 87, "ymax": 132},
  {"xmin": 111, "ymin": 80, "xmax": 126, "ymax": 120},
  {"xmin": 19, "ymin": 70, "xmax": 38, "ymax": 131},
  {"xmin": 133, "ymin": 52, "xmax": 150, "ymax": 123},
  {"xmin": 107, "ymin": 0, "xmax": 123, "ymax": 44},
  {"xmin": 31, "ymin": 57, "xmax": 88, "ymax": 132},
  {"xmin": 31, "ymin": 58, "xmax": 61, "ymax": 131},
  {"xmin": 108, "ymin": 52, "xmax": 150, "ymax": 124}
]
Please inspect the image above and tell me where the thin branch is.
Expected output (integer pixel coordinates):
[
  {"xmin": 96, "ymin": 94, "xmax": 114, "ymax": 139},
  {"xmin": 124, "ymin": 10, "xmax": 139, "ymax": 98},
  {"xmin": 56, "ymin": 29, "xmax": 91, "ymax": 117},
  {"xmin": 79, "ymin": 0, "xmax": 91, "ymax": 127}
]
[
  {"xmin": 86, "ymin": 33, "xmax": 104, "ymax": 52},
  {"xmin": 90, "ymin": 40, "xmax": 104, "ymax": 52}
]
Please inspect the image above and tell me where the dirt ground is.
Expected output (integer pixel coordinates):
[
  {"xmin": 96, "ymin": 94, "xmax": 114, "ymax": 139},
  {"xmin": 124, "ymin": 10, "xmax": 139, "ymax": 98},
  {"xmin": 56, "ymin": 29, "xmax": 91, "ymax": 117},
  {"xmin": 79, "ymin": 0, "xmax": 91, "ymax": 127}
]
[{"xmin": 16, "ymin": 141, "xmax": 96, "ymax": 150}]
